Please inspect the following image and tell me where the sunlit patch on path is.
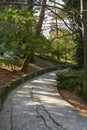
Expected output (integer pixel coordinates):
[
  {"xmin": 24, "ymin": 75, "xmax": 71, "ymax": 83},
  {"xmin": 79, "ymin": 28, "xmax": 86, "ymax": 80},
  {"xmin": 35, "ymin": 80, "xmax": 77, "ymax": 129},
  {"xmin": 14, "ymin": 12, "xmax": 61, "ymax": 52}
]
[{"xmin": 0, "ymin": 71, "xmax": 87, "ymax": 130}]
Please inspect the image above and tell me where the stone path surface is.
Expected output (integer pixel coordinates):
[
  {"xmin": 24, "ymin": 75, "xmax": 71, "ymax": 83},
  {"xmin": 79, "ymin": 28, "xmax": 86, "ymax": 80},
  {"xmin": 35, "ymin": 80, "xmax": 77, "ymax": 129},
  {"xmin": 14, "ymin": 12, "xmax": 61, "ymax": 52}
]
[{"xmin": 0, "ymin": 71, "xmax": 87, "ymax": 130}]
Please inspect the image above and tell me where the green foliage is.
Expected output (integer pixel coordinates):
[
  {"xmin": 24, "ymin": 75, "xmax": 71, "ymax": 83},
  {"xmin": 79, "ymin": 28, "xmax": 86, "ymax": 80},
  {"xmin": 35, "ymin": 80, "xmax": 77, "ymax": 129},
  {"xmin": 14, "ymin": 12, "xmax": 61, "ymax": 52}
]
[
  {"xmin": 62, "ymin": 0, "xmax": 84, "ymax": 68},
  {"xmin": 0, "ymin": 44, "xmax": 21, "ymax": 68},
  {"xmin": 56, "ymin": 70, "xmax": 83, "ymax": 95},
  {"xmin": 74, "ymin": 35, "xmax": 84, "ymax": 68},
  {"xmin": 0, "ymin": 6, "xmax": 36, "ymax": 69},
  {"xmin": 62, "ymin": 0, "xmax": 80, "ymax": 11},
  {"xmin": 50, "ymin": 28, "xmax": 76, "ymax": 62},
  {"xmin": 35, "ymin": 36, "xmax": 52, "ymax": 55},
  {"xmin": 0, "ymin": 6, "xmax": 52, "ymax": 69}
]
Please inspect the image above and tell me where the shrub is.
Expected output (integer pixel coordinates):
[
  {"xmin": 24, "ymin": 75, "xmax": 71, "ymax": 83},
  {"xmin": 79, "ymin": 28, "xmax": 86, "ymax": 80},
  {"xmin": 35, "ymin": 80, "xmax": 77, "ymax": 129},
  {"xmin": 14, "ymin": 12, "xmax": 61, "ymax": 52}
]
[{"xmin": 56, "ymin": 70, "xmax": 83, "ymax": 95}]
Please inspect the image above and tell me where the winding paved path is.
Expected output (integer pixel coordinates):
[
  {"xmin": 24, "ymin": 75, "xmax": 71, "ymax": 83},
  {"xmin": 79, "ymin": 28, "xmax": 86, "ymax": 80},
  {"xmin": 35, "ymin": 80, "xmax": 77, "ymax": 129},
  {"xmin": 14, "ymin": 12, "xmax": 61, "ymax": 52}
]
[{"xmin": 0, "ymin": 71, "xmax": 87, "ymax": 130}]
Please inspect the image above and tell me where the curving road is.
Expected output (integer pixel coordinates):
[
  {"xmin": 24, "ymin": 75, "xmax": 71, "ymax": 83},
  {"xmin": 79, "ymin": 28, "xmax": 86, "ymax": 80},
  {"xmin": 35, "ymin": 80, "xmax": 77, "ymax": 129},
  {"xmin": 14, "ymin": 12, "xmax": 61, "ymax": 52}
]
[{"xmin": 0, "ymin": 71, "xmax": 87, "ymax": 130}]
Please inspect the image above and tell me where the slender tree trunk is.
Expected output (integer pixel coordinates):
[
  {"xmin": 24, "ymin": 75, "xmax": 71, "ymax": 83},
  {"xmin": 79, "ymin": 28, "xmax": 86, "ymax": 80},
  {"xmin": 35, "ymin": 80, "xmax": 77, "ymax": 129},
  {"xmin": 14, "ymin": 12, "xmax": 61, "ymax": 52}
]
[
  {"xmin": 36, "ymin": 0, "xmax": 47, "ymax": 37},
  {"xmin": 21, "ymin": 0, "xmax": 47, "ymax": 72},
  {"xmin": 81, "ymin": 0, "xmax": 87, "ymax": 97},
  {"xmin": 21, "ymin": 49, "xmax": 34, "ymax": 72}
]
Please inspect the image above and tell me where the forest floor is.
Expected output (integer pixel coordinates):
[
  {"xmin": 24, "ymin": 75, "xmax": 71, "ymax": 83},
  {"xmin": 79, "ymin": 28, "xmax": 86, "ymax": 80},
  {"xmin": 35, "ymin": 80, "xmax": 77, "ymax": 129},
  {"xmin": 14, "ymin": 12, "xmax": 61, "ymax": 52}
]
[
  {"xmin": 0, "ymin": 62, "xmax": 87, "ymax": 115},
  {"xmin": 0, "ymin": 63, "xmax": 42, "ymax": 85}
]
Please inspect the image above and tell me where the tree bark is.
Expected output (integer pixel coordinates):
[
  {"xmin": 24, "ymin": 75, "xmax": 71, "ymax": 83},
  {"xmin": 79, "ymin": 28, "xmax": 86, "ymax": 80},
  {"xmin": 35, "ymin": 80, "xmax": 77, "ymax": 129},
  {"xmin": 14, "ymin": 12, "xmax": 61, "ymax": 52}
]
[
  {"xmin": 81, "ymin": 0, "xmax": 87, "ymax": 97},
  {"xmin": 36, "ymin": 0, "xmax": 47, "ymax": 37},
  {"xmin": 21, "ymin": 50, "xmax": 34, "ymax": 72},
  {"xmin": 21, "ymin": 0, "xmax": 47, "ymax": 72}
]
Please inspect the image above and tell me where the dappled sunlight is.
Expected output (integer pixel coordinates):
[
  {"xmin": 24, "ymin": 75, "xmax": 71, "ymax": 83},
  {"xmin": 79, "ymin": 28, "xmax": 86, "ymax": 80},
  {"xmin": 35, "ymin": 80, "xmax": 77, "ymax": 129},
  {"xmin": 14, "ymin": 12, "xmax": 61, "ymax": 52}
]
[
  {"xmin": 16, "ymin": 91, "xmax": 29, "ymax": 94},
  {"xmin": 49, "ymin": 72, "xmax": 56, "ymax": 76},
  {"xmin": 34, "ymin": 78, "xmax": 55, "ymax": 85},
  {"xmin": 33, "ymin": 91, "xmax": 57, "ymax": 96},
  {"xmin": 26, "ymin": 101, "xmax": 40, "ymax": 106},
  {"xmin": 1, "ymin": 72, "xmax": 87, "ymax": 130},
  {"xmin": 0, "ymin": 0, "xmax": 87, "ymax": 129}
]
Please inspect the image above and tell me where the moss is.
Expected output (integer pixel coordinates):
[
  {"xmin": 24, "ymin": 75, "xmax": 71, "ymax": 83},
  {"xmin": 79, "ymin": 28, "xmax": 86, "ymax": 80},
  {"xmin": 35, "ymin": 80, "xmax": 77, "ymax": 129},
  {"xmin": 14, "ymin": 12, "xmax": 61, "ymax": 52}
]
[{"xmin": 0, "ymin": 77, "xmax": 23, "ymax": 104}]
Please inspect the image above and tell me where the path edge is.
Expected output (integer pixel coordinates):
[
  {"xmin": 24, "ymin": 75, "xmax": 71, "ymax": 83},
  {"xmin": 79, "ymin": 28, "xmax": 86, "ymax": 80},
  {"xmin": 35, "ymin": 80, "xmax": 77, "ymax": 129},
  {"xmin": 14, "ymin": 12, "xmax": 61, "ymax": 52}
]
[{"xmin": 0, "ymin": 67, "xmax": 57, "ymax": 111}]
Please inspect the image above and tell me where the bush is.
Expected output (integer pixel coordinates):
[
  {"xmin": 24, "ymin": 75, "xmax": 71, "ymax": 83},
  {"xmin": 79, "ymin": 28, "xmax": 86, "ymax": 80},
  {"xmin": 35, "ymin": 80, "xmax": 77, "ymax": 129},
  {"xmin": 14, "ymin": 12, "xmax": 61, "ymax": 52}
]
[{"xmin": 56, "ymin": 70, "xmax": 83, "ymax": 95}]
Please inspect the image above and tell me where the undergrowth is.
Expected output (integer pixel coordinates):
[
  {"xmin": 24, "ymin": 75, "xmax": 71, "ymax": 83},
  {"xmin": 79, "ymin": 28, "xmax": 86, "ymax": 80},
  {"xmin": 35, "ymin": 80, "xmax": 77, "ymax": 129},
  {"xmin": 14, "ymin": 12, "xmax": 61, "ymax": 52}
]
[{"xmin": 56, "ymin": 69, "xmax": 83, "ymax": 95}]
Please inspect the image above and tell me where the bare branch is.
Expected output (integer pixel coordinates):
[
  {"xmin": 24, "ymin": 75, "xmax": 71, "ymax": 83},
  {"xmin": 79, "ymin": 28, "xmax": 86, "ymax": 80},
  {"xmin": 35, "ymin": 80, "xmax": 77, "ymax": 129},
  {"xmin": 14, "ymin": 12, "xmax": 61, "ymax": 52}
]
[{"xmin": 47, "ymin": 7, "xmax": 73, "ymax": 32}]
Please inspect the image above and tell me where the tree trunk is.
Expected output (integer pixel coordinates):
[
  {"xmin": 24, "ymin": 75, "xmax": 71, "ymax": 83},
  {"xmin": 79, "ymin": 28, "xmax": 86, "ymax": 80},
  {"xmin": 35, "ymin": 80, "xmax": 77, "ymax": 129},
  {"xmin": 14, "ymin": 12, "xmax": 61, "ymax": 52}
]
[
  {"xmin": 81, "ymin": 0, "xmax": 87, "ymax": 97},
  {"xmin": 36, "ymin": 0, "xmax": 47, "ymax": 37},
  {"xmin": 21, "ymin": 0, "xmax": 47, "ymax": 72},
  {"xmin": 21, "ymin": 50, "xmax": 34, "ymax": 72}
]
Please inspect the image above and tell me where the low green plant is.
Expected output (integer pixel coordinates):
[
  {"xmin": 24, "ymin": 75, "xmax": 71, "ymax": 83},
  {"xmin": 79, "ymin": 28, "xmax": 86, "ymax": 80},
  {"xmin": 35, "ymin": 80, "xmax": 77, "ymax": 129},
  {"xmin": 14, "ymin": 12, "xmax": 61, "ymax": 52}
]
[{"xmin": 56, "ymin": 70, "xmax": 83, "ymax": 95}]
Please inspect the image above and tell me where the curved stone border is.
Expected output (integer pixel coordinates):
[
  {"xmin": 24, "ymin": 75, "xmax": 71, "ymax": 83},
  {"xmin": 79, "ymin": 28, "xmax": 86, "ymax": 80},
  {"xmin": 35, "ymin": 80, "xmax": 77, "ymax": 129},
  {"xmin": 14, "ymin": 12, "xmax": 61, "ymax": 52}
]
[{"xmin": 0, "ymin": 67, "xmax": 57, "ymax": 111}]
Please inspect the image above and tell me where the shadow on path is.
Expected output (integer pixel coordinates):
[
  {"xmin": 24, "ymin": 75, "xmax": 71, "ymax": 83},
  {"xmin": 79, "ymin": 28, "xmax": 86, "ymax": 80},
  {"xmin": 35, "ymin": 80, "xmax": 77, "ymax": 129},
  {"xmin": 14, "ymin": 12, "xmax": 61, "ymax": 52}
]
[{"xmin": 0, "ymin": 71, "xmax": 87, "ymax": 130}]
